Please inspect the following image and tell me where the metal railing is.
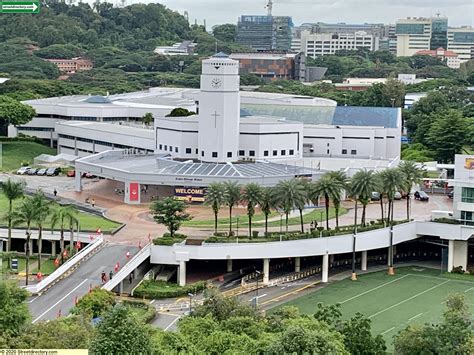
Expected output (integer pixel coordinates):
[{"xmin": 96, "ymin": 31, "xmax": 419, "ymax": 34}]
[{"xmin": 25, "ymin": 236, "xmax": 105, "ymax": 295}]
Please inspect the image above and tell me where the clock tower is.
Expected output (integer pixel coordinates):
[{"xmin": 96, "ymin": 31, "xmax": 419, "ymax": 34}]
[{"xmin": 198, "ymin": 52, "xmax": 240, "ymax": 163}]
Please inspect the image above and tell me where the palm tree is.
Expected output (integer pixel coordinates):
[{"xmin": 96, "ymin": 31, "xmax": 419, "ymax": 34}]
[
  {"xmin": 32, "ymin": 191, "xmax": 51, "ymax": 271},
  {"xmin": 310, "ymin": 173, "xmax": 344, "ymax": 230},
  {"xmin": 398, "ymin": 161, "xmax": 424, "ymax": 220},
  {"xmin": 223, "ymin": 181, "xmax": 241, "ymax": 235},
  {"xmin": 65, "ymin": 206, "xmax": 79, "ymax": 254},
  {"xmin": 13, "ymin": 197, "xmax": 38, "ymax": 286},
  {"xmin": 51, "ymin": 205, "xmax": 69, "ymax": 264},
  {"xmin": 380, "ymin": 168, "xmax": 405, "ymax": 275},
  {"xmin": 242, "ymin": 183, "xmax": 262, "ymax": 238},
  {"xmin": 374, "ymin": 172, "xmax": 386, "ymax": 225},
  {"xmin": 205, "ymin": 183, "xmax": 226, "ymax": 234},
  {"xmin": 259, "ymin": 187, "xmax": 275, "ymax": 235},
  {"xmin": 350, "ymin": 170, "xmax": 379, "ymax": 229},
  {"xmin": 327, "ymin": 171, "xmax": 349, "ymax": 229},
  {"xmin": 1, "ymin": 179, "xmax": 25, "ymax": 252},
  {"xmin": 274, "ymin": 179, "xmax": 307, "ymax": 232}
]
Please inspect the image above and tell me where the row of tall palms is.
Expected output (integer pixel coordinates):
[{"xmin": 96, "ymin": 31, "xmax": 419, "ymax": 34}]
[
  {"xmin": 205, "ymin": 161, "xmax": 423, "ymax": 237},
  {"xmin": 1, "ymin": 179, "xmax": 79, "ymax": 285}
]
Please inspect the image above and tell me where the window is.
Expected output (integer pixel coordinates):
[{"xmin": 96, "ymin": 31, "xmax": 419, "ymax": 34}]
[
  {"xmin": 461, "ymin": 211, "xmax": 474, "ymax": 226},
  {"xmin": 273, "ymin": 150, "xmax": 278, "ymax": 156},
  {"xmin": 462, "ymin": 188, "xmax": 474, "ymax": 203},
  {"xmin": 289, "ymin": 149, "xmax": 294, "ymax": 155},
  {"xmin": 212, "ymin": 152, "xmax": 218, "ymax": 158},
  {"xmin": 169, "ymin": 146, "xmax": 173, "ymax": 152},
  {"xmin": 264, "ymin": 150, "xmax": 269, "ymax": 156},
  {"xmin": 196, "ymin": 148, "xmax": 199, "ymax": 154},
  {"xmin": 342, "ymin": 149, "xmax": 347, "ymax": 155},
  {"xmin": 281, "ymin": 150, "xmax": 286, "ymax": 156},
  {"xmin": 351, "ymin": 149, "xmax": 357, "ymax": 155},
  {"xmin": 159, "ymin": 144, "xmax": 163, "ymax": 150},
  {"xmin": 201, "ymin": 151, "xmax": 204, "ymax": 157},
  {"xmin": 164, "ymin": 145, "xmax": 167, "ymax": 151},
  {"xmin": 249, "ymin": 150, "xmax": 255, "ymax": 157},
  {"xmin": 239, "ymin": 150, "xmax": 245, "ymax": 156},
  {"xmin": 327, "ymin": 149, "xmax": 330, "ymax": 154},
  {"xmin": 186, "ymin": 148, "xmax": 192, "ymax": 154},
  {"xmin": 227, "ymin": 152, "xmax": 232, "ymax": 158},
  {"xmin": 175, "ymin": 147, "xmax": 178, "ymax": 153}
]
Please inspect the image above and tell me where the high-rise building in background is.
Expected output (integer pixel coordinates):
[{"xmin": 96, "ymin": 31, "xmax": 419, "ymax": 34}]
[
  {"xmin": 448, "ymin": 27, "xmax": 474, "ymax": 62},
  {"xmin": 236, "ymin": 15, "xmax": 293, "ymax": 51},
  {"xmin": 395, "ymin": 17, "xmax": 433, "ymax": 56}
]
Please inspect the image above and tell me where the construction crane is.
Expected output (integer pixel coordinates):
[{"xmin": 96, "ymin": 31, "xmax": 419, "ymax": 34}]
[{"xmin": 265, "ymin": 0, "xmax": 273, "ymax": 16}]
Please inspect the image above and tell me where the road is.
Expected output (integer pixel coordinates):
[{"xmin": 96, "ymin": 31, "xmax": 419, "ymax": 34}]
[{"xmin": 28, "ymin": 244, "xmax": 138, "ymax": 323}]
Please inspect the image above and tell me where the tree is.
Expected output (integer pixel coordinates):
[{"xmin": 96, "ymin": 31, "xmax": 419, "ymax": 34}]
[
  {"xmin": 274, "ymin": 179, "xmax": 306, "ymax": 232},
  {"xmin": 205, "ymin": 183, "xmax": 226, "ymax": 234},
  {"xmin": 223, "ymin": 181, "xmax": 241, "ymax": 235},
  {"xmin": 0, "ymin": 96, "xmax": 36, "ymax": 135},
  {"xmin": 311, "ymin": 174, "xmax": 344, "ymax": 230},
  {"xmin": 1, "ymin": 179, "xmax": 25, "ymax": 252},
  {"xmin": 258, "ymin": 187, "xmax": 274, "ymax": 235},
  {"xmin": 427, "ymin": 110, "xmax": 469, "ymax": 163},
  {"xmin": 8, "ymin": 316, "xmax": 93, "ymax": 350},
  {"xmin": 65, "ymin": 205, "xmax": 79, "ymax": 254},
  {"xmin": 150, "ymin": 197, "xmax": 191, "ymax": 238},
  {"xmin": 13, "ymin": 197, "xmax": 38, "ymax": 286},
  {"xmin": 51, "ymin": 205, "xmax": 71, "ymax": 264},
  {"xmin": 72, "ymin": 288, "xmax": 116, "ymax": 319},
  {"xmin": 394, "ymin": 294, "xmax": 474, "ymax": 354},
  {"xmin": 327, "ymin": 171, "xmax": 349, "ymax": 229},
  {"xmin": 350, "ymin": 170, "xmax": 379, "ymax": 228},
  {"xmin": 242, "ymin": 183, "xmax": 262, "ymax": 238},
  {"xmin": 165, "ymin": 107, "xmax": 196, "ymax": 117},
  {"xmin": 398, "ymin": 161, "xmax": 424, "ymax": 220},
  {"xmin": 339, "ymin": 313, "xmax": 386, "ymax": 354},
  {"xmin": 90, "ymin": 305, "xmax": 152, "ymax": 355},
  {"xmin": 141, "ymin": 112, "xmax": 153, "ymax": 126},
  {"xmin": 212, "ymin": 24, "xmax": 237, "ymax": 43},
  {"xmin": 31, "ymin": 190, "xmax": 51, "ymax": 271},
  {"xmin": 380, "ymin": 168, "xmax": 405, "ymax": 274},
  {"xmin": 0, "ymin": 281, "xmax": 29, "ymax": 337}
]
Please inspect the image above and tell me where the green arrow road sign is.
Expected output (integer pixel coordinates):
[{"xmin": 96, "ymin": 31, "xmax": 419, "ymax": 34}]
[{"xmin": 0, "ymin": 1, "xmax": 40, "ymax": 13}]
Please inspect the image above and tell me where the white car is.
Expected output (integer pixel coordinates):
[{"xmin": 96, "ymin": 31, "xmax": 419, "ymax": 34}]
[
  {"xmin": 17, "ymin": 167, "xmax": 30, "ymax": 175},
  {"xmin": 394, "ymin": 191, "xmax": 402, "ymax": 200}
]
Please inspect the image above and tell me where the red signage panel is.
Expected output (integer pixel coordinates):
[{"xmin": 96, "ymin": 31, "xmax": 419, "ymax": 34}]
[{"xmin": 129, "ymin": 182, "xmax": 139, "ymax": 201}]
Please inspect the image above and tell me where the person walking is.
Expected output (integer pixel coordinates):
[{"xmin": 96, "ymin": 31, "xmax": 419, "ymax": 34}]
[
  {"xmin": 53, "ymin": 189, "xmax": 57, "ymax": 197},
  {"xmin": 129, "ymin": 273, "xmax": 133, "ymax": 284},
  {"xmin": 91, "ymin": 198, "xmax": 95, "ymax": 208},
  {"xmin": 109, "ymin": 270, "xmax": 113, "ymax": 280},
  {"xmin": 101, "ymin": 271, "xmax": 107, "ymax": 284}
]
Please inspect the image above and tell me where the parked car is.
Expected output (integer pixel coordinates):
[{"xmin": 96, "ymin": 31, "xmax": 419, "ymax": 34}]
[
  {"xmin": 371, "ymin": 192, "xmax": 381, "ymax": 201},
  {"xmin": 447, "ymin": 191, "xmax": 454, "ymax": 199},
  {"xmin": 46, "ymin": 167, "xmax": 61, "ymax": 176},
  {"xmin": 17, "ymin": 166, "xmax": 30, "ymax": 175},
  {"xmin": 394, "ymin": 191, "xmax": 402, "ymax": 200},
  {"xmin": 85, "ymin": 172, "xmax": 96, "ymax": 178},
  {"xmin": 36, "ymin": 168, "xmax": 47, "ymax": 176},
  {"xmin": 414, "ymin": 191, "xmax": 429, "ymax": 201},
  {"xmin": 66, "ymin": 170, "xmax": 75, "ymax": 177},
  {"xmin": 27, "ymin": 168, "xmax": 38, "ymax": 175}
]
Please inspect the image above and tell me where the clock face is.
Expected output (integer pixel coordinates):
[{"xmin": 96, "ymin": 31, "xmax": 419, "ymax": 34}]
[{"xmin": 211, "ymin": 78, "xmax": 223, "ymax": 89}]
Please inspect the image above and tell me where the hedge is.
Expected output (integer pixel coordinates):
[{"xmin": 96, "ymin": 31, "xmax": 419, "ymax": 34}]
[
  {"xmin": 133, "ymin": 280, "xmax": 207, "ymax": 299},
  {"xmin": 121, "ymin": 299, "xmax": 156, "ymax": 323},
  {"xmin": 153, "ymin": 233, "xmax": 187, "ymax": 246}
]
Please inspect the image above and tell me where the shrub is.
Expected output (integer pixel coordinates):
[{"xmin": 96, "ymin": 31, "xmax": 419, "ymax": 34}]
[
  {"xmin": 71, "ymin": 288, "xmax": 116, "ymax": 319},
  {"xmin": 252, "ymin": 231, "xmax": 259, "ymax": 238},
  {"xmin": 153, "ymin": 233, "xmax": 187, "ymax": 246},
  {"xmin": 133, "ymin": 280, "xmax": 207, "ymax": 299},
  {"xmin": 121, "ymin": 300, "xmax": 156, "ymax": 323},
  {"xmin": 452, "ymin": 266, "xmax": 465, "ymax": 274}
]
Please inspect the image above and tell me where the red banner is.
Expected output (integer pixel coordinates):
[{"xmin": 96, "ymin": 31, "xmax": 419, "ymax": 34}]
[{"xmin": 129, "ymin": 182, "xmax": 139, "ymax": 201}]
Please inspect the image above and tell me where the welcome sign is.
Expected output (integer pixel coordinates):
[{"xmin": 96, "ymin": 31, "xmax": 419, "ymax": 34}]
[{"xmin": 174, "ymin": 186, "xmax": 206, "ymax": 203}]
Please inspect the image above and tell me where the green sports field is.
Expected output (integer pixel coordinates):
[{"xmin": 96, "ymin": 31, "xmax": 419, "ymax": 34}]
[{"xmin": 279, "ymin": 267, "xmax": 474, "ymax": 349}]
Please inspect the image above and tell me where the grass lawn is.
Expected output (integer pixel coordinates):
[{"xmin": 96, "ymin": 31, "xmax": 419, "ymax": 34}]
[
  {"xmin": 0, "ymin": 194, "xmax": 121, "ymax": 233},
  {"xmin": 0, "ymin": 141, "xmax": 56, "ymax": 172},
  {"xmin": 276, "ymin": 266, "xmax": 474, "ymax": 350},
  {"xmin": 1, "ymin": 256, "xmax": 56, "ymax": 275},
  {"xmin": 183, "ymin": 207, "xmax": 345, "ymax": 229}
]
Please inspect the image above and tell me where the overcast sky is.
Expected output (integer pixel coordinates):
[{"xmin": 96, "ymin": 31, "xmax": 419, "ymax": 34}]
[{"xmin": 151, "ymin": 0, "xmax": 474, "ymax": 28}]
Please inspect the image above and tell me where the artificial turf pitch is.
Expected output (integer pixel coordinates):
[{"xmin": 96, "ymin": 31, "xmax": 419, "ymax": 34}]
[{"xmin": 279, "ymin": 266, "xmax": 474, "ymax": 348}]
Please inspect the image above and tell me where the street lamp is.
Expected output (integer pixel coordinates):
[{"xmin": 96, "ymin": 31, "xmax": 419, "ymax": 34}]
[
  {"xmin": 254, "ymin": 270, "xmax": 261, "ymax": 310},
  {"xmin": 188, "ymin": 292, "xmax": 194, "ymax": 313}
]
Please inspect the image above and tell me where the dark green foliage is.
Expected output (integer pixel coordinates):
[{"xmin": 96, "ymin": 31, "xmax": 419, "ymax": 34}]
[
  {"xmin": 212, "ymin": 24, "xmax": 237, "ymax": 43},
  {"xmin": 71, "ymin": 288, "xmax": 116, "ymax": 319},
  {"xmin": 165, "ymin": 107, "xmax": 196, "ymax": 117},
  {"xmin": 133, "ymin": 280, "xmax": 207, "ymax": 299},
  {"xmin": 0, "ymin": 281, "xmax": 30, "ymax": 336},
  {"xmin": 34, "ymin": 44, "xmax": 85, "ymax": 59},
  {"xmin": 150, "ymin": 197, "xmax": 192, "ymax": 238}
]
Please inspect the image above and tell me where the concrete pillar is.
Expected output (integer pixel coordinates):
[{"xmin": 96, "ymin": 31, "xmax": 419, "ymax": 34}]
[
  {"xmin": 448, "ymin": 240, "xmax": 468, "ymax": 272},
  {"xmin": 322, "ymin": 253, "xmax": 329, "ymax": 283},
  {"xmin": 124, "ymin": 181, "xmax": 141, "ymax": 205},
  {"xmin": 295, "ymin": 257, "xmax": 301, "ymax": 272},
  {"xmin": 178, "ymin": 261, "xmax": 186, "ymax": 286},
  {"xmin": 263, "ymin": 258, "xmax": 270, "ymax": 285},
  {"xmin": 361, "ymin": 250, "xmax": 367, "ymax": 271},
  {"xmin": 119, "ymin": 281, "xmax": 123, "ymax": 294},
  {"xmin": 226, "ymin": 259, "xmax": 233, "ymax": 273},
  {"xmin": 51, "ymin": 240, "xmax": 57, "ymax": 257},
  {"xmin": 75, "ymin": 171, "xmax": 82, "ymax": 192}
]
